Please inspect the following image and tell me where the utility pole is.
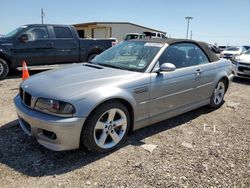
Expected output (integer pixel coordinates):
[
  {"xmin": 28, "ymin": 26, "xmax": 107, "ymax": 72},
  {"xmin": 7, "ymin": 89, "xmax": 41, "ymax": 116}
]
[
  {"xmin": 41, "ymin": 8, "xmax": 45, "ymax": 24},
  {"xmin": 190, "ymin": 30, "xmax": 193, "ymax": 39},
  {"xmin": 185, "ymin": 16, "xmax": 193, "ymax": 39}
]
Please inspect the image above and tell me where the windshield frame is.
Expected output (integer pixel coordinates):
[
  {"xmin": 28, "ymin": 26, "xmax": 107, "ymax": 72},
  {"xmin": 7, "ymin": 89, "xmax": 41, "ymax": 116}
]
[
  {"xmin": 4, "ymin": 26, "xmax": 27, "ymax": 39},
  {"xmin": 91, "ymin": 41, "xmax": 165, "ymax": 73}
]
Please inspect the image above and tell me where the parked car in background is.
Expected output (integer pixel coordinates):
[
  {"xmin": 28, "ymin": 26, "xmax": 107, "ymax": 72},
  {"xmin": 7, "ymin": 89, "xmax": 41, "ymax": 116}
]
[
  {"xmin": 232, "ymin": 49, "xmax": 250, "ymax": 78},
  {"xmin": 208, "ymin": 44, "xmax": 221, "ymax": 58},
  {"xmin": 220, "ymin": 46, "xmax": 247, "ymax": 59},
  {"xmin": 124, "ymin": 33, "xmax": 146, "ymax": 40},
  {"xmin": 14, "ymin": 38, "xmax": 233, "ymax": 153},
  {"xmin": 143, "ymin": 31, "xmax": 166, "ymax": 38},
  {"xmin": 243, "ymin": 45, "xmax": 250, "ymax": 50},
  {"xmin": 0, "ymin": 24, "xmax": 117, "ymax": 79},
  {"xmin": 218, "ymin": 45, "xmax": 228, "ymax": 52}
]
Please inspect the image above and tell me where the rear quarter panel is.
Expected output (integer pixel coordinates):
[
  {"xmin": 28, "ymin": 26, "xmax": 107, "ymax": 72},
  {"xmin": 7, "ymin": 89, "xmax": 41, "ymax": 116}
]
[{"xmin": 213, "ymin": 59, "xmax": 232, "ymax": 91}]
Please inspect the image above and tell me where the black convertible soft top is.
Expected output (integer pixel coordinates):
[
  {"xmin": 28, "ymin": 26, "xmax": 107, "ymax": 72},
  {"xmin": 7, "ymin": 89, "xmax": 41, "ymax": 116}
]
[{"xmin": 135, "ymin": 38, "xmax": 220, "ymax": 62}]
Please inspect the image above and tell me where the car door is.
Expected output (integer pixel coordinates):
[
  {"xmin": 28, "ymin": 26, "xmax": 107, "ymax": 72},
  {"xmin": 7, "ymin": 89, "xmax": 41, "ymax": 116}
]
[
  {"xmin": 192, "ymin": 45, "xmax": 218, "ymax": 101},
  {"xmin": 52, "ymin": 26, "xmax": 79, "ymax": 64},
  {"xmin": 15, "ymin": 26, "xmax": 55, "ymax": 66},
  {"xmin": 149, "ymin": 43, "xmax": 201, "ymax": 124}
]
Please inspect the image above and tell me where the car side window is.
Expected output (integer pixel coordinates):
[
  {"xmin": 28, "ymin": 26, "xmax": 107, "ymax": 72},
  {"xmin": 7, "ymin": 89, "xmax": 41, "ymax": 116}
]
[
  {"xmin": 158, "ymin": 43, "xmax": 189, "ymax": 69},
  {"xmin": 196, "ymin": 47, "xmax": 209, "ymax": 64},
  {"xmin": 54, "ymin": 27, "xmax": 73, "ymax": 39},
  {"xmin": 22, "ymin": 27, "xmax": 49, "ymax": 41},
  {"xmin": 157, "ymin": 43, "xmax": 209, "ymax": 69}
]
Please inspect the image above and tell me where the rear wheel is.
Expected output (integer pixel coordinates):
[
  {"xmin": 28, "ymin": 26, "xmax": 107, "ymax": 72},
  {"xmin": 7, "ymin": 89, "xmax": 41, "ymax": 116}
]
[
  {"xmin": 81, "ymin": 102, "xmax": 130, "ymax": 153},
  {"xmin": 0, "ymin": 58, "xmax": 9, "ymax": 79},
  {"xmin": 209, "ymin": 80, "xmax": 226, "ymax": 108}
]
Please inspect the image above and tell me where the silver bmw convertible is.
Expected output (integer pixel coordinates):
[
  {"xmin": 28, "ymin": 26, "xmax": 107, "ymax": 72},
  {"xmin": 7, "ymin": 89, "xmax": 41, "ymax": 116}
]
[{"xmin": 14, "ymin": 39, "xmax": 233, "ymax": 152}]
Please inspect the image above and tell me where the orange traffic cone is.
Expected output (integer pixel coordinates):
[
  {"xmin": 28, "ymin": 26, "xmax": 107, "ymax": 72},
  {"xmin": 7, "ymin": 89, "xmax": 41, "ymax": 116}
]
[{"xmin": 22, "ymin": 61, "xmax": 29, "ymax": 80}]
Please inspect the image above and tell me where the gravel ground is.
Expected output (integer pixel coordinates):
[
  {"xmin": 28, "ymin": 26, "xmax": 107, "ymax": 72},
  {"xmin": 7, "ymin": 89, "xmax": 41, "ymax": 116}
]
[{"xmin": 0, "ymin": 71, "xmax": 249, "ymax": 188}]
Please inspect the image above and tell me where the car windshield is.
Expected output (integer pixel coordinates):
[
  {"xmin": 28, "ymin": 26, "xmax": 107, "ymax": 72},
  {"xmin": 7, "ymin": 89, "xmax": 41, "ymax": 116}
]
[
  {"xmin": 245, "ymin": 49, "xmax": 250, "ymax": 54},
  {"xmin": 126, "ymin": 34, "xmax": 139, "ymax": 40},
  {"xmin": 91, "ymin": 41, "xmax": 163, "ymax": 72},
  {"xmin": 226, "ymin": 47, "xmax": 240, "ymax": 51},
  {"xmin": 4, "ymin": 26, "xmax": 27, "ymax": 38}
]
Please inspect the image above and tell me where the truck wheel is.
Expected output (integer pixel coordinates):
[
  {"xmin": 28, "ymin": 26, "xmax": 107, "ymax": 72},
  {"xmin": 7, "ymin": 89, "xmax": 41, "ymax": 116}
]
[
  {"xmin": 0, "ymin": 58, "xmax": 9, "ymax": 79},
  {"xmin": 81, "ymin": 102, "xmax": 130, "ymax": 153},
  {"xmin": 87, "ymin": 54, "xmax": 98, "ymax": 62}
]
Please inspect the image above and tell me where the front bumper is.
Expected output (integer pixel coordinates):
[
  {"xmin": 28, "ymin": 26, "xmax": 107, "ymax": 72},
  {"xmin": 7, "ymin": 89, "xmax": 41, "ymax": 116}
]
[
  {"xmin": 232, "ymin": 63, "xmax": 250, "ymax": 79},
  {"xmin": 221, "ymin": 54, "xmax": 234, "ymax": 59},
  {"xmin": 14, "ymin": 95, "xmax": 86, "ymax": 151}
]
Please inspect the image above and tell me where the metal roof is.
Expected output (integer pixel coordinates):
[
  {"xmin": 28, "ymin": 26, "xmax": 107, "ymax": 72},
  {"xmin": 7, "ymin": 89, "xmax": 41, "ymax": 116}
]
[{"xmin": 73, "ymin": 22, "xmax": 166, "ymax": 34}]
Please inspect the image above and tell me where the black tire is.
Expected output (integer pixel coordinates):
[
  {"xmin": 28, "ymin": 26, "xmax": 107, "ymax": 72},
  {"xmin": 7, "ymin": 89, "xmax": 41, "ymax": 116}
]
[
  {"xmin": 87, "ymin": 53, "xmax": 98, "ymax": 62},
  {"xmin": 0, "ymin": 58, "xmax": 9, "ymax": 79},
  {"xmin": 209, "ymin": 80, "xmax": 226, "ymax": 108},
  {"xmin": 81, "ymin": 102, "xmax": 130, "ymax": 153}
]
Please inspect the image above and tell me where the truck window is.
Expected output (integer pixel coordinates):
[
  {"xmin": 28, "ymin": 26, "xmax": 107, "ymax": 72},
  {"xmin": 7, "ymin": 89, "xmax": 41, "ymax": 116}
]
[
  {"xmin": 22, "ymin": 27, "xmax": 49, "ymax": 41},
  {"xmin": 54, "ymin": 27, "xmax": 73, "ymax": 39},
  {"xmin": 77, "ymin": 30, "xmax": 85, "ymax": 38}
]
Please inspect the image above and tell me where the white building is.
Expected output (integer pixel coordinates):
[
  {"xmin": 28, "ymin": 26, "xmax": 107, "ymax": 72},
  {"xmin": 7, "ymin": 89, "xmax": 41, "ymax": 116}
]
[{"xmin": 73, "ymin": 22, "xmax": 166, "ymax": 41}]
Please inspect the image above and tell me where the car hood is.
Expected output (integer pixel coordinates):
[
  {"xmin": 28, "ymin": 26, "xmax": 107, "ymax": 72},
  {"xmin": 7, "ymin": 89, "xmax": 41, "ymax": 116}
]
[
  {"xmin": 21, "ymin": 63, "xmax": 142, "ymax": 100},
  {"xmin": 236, "ymin": 54, "xmax": 250, "ymax": 63},
  {"xmin": 0, "ymin": 37, "xmax": 12, "ymax": 43},
  {"xmin": 221, "ymin": 50, "xmax": 240, "ymax": 55}
]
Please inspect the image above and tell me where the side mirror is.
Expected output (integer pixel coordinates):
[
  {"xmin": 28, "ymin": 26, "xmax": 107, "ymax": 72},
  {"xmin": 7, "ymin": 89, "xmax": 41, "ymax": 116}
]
[
  {"xmin": 156, "ymin": 63, "xmax": 176, "ymax": 73},
  {"xmin": 18, "ymin": 34, "xmax": 29, "ymax": 42}
]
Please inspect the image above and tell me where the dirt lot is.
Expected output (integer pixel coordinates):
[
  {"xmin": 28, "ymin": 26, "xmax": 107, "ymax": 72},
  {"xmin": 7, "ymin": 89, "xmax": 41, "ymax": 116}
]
[{"xmin": 0, "ymin": 71, "xmax": 249, "ymax": 188}]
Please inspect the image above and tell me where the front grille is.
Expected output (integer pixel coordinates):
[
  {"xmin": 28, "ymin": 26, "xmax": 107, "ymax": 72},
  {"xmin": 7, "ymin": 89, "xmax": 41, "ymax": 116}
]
[
  {"xmin": 238, "ymin": 66, "xmax": 250, "ymax": 72},
  {"xmin": 24, "ymin": 92, "xmax": 32, "ymax": 106},
  {"xmin": 223, "ymin": 54, "xmax": 233, "ymax": 59},
  {"xmin": 19, "ymin": 87, "xmax": 23, "ymax": 99},
  {"xmin": 19, "ymin": 87, "xmax": 32, "ymax": 107},
  {"xmin": 238, "ymin": 73, "xmax": 250, "ymax": 77},
  {"xmin": 239, "ymin": 63, "xmax": 250, "ymax": 66},
  {"xmin": 223, "ymin": 53, "xmax": 233, "ymax": 57}
]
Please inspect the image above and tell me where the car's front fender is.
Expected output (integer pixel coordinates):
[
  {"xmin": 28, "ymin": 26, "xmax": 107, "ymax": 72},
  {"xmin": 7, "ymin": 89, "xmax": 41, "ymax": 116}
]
[{"xmin": 72, "ymin": 86, "xmax": 137, "ymax": 119}]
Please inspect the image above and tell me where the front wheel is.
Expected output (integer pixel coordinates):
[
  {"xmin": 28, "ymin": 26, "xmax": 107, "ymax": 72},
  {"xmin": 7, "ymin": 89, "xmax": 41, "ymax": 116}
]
[
  {"xmin": 81, "ymin": 102, "xmax": 130, "ymax": 153},
  {"xmin": 0, "ymin": 58, "xmax": 9, "ymax": 79},
  {"xmin": 209, "ymin": 80, "xmax": 226, "ymax": 108}
]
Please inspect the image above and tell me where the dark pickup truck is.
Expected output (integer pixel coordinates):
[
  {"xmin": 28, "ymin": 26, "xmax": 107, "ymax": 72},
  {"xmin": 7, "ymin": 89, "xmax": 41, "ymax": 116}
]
[{"xmin": 0, "ymin": 24, "xmax": 117, "ymax": 79}]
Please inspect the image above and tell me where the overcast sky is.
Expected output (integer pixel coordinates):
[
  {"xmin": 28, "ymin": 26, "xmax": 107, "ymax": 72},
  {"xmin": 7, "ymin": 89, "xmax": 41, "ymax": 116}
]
[{"xmin": 1, "ymin": 0, "xmax": 249, "ymax": 46}]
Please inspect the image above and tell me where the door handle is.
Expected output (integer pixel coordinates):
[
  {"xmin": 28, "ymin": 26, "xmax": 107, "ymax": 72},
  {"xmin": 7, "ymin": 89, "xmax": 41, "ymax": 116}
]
[{"xmin": 195, "ymin": 69, "xmax": 203, "ymax": 76}]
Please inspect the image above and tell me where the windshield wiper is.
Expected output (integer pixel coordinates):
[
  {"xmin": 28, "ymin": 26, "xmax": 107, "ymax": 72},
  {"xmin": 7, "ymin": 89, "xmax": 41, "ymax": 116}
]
[{"xmin": 98, "ymin": 63, "xmax": 127, "ymax": 70}]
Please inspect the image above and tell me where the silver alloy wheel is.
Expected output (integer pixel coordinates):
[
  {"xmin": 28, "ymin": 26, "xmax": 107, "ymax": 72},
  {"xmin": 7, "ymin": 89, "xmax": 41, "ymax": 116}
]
[
  {"xmin": 0, "ymin": 62, "xmax": 3, "ymax": 75},
  {"xmin": 94, "ymin": 108, "xmax": 127, "ymax": 149},
  {"xmin": 213, "ymin": 82, "xmax": 225, "ymax": 105}
]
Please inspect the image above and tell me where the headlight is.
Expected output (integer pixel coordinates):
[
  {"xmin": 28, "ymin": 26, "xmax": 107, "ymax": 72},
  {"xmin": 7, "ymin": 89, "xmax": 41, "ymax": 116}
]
[
  {"xmin": 35, "ymin": 98, "xmax": 76, "ymax": 117},
  {"xmin": 231, "ymin": 58, "xmax": 238, "ymax": 65}
]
